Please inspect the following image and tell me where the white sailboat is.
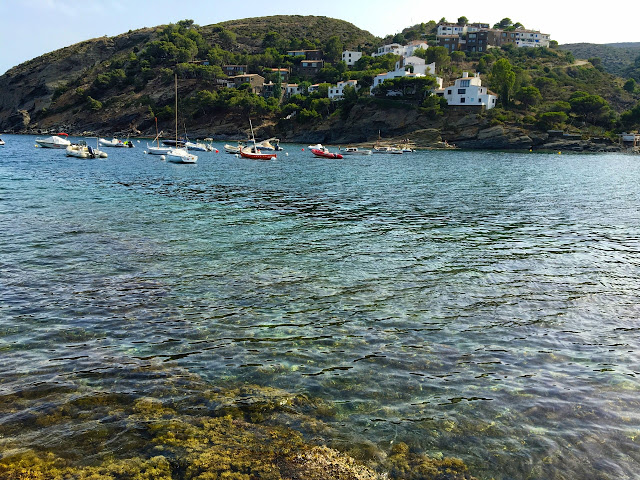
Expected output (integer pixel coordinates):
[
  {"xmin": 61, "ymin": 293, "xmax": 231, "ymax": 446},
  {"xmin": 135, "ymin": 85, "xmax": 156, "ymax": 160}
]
[
  {"xmin": 147, "ymin": 118, "xmax": 172, "ymax": 155},
  {"xmin": 166, "ymin": 74, "xmax": 197, "ymax": 164}
]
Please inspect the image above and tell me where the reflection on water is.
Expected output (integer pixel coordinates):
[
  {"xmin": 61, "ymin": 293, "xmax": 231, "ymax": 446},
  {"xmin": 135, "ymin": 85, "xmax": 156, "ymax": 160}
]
[{"xmin": 1, "ymin": 135, "xmax": 640, "ymax": 479}]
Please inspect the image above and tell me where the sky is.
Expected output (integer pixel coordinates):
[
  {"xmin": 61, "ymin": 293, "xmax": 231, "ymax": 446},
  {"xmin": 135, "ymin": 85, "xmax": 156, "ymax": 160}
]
[{"xmin": 1, "ymin": 0, "xmax": 638, "ymax": 75}]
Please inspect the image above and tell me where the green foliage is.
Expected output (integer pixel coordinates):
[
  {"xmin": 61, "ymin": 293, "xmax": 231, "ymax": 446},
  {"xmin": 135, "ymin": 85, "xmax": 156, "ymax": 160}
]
[
  {"xmin": 537, "ymin": 111, "xmax": 568, "ymax": 130},
  {"xmin": 568, "ymin": 90, "xmax": 611, "ymax": 124},
  {"xmin": 515, "ymin": 85, "xmax": 542, "ymax": 108},
  {"xmin": 324, "ymin": 35, "xmax": 343, "ymax": 63},
  {"xmin": 420, "ymin": 94, "xmax": 447, "ymax": 118},
  {"xmin": 624, "ymin": 78, "xmax": 637, "ymax": 93},
  {"xmin": 620, "ymin": 101, "xmax": 640, "ymax": 127},
  {"xmin": 491, "ymin": 58, "xmax": 516, "ymax": 106},
  {"xmin": 86, "ymin": 96, "xmax": 103, "ymax": 110}
]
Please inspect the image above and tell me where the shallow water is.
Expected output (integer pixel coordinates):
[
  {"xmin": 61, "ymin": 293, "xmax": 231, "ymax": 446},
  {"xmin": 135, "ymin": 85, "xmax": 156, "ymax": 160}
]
[{"xmin": 1, "ymin": 134, "xmax": 640, "ymax": 478}]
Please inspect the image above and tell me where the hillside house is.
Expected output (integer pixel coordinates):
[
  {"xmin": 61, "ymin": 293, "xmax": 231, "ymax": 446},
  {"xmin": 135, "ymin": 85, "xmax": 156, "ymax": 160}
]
[
  {"xmin": 434, "ymin": 72, "xmax": 497, "ymax": 109},
  {"xmin": 286, "ymin": 49, "xmax": 323, "ymax": 60},
  {"xmin": 328, "ymin": 80, "xmax": 359, "ymax": 100},
  {"xmin": 226, "ymin": 74, "xmax": 265, "ymax": 94},
  {"xmin": 342, "ymin": 50, "xmax": 362, "ymax": 66},
  {"xmin": 299, "ymin": 59, "xmax": 324, "ymax": 77},
  {"xmin": 436, "ymin": 21, "xmax": 550, "ymax": 51},
  {"xmin": 223, "ymin": 65, "xmax": 247, "ymax": 76}
]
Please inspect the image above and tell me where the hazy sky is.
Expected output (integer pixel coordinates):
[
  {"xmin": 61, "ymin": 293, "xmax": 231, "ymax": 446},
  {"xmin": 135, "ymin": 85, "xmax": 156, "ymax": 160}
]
[{"xmin": 1, "ymin": 0, "xmax": 637, "ymax": 75}]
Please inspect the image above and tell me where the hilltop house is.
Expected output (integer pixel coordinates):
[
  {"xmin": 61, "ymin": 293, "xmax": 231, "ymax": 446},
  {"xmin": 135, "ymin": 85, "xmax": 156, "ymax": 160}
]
[
  {"xmin": 371, "ymin": 59, "xmax": 441, "ymax": 94},
  {"xmin": 436, "ymin": 21, "xmax": 550, "ymax": 51},
  {"xmin": 434, "ymin": 72, "xmax": 497, "ymax": 109}
]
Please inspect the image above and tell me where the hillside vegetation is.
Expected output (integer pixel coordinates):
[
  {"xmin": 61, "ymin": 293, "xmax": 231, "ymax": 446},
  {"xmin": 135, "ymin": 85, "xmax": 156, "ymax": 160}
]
[
  {"xmin": 1, "ymin": 15, "xmax": 640, "ymax": 146},
  {"xmin": 560, "ymin": 42, "xmax": 640, "ymax": 79}
]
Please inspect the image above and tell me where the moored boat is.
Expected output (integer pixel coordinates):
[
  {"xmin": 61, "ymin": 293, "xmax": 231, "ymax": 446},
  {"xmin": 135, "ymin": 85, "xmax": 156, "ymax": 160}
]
[
  {"xmin": 309, "ymin": 144, "xmax": 343, "ymax": 159},
  {"xmin": 66, "ymin": 140, "xmax": 108, "ymax": 158},
  {"xmin": 165, "ymin": 74, "xmax": 197, "ymax": 164},
  {"xmin": 339, "ymin": 146, "xmax": 372, "ymax": 155},
  {"xmin": 0, "ymin": 136, "xmax": 4, "ymax": 146},
  {"xmin": 240, "ymin": 144, "xmax": 277, "ymax": 160},
  {"xmin": 166, "ymin": 147, "xmax": 197, "ymax": 164},
  {"xmin": 35, "ymin": 133, "xmax": 71, "ymax": 149}
]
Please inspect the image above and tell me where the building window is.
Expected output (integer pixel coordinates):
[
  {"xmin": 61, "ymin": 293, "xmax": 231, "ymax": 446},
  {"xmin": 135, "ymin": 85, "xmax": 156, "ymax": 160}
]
[
  {"xmin": 460, "ymin": 80, "xmax": 470, "ymax": 87},
  {"xmin": 458, "ymin": 88, "xmax": 466, "ymax": 94},
  {"xmin": 447, "ymin": 89, "xmax": 452, "ymax": 95},
  {"xmin": 460, "ymin": 98, "xmax": 466, "ymax": 103}
]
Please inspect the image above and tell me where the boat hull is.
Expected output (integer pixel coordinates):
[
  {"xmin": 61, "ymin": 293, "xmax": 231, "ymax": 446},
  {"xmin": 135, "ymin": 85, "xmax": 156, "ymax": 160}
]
[
  {"xmin": 311, "ymin": 148, "xmax": 343, "ymax": 159},
  {"xmin": 166, "ymin": 148, "xmax": 197, "ymax": 164}
]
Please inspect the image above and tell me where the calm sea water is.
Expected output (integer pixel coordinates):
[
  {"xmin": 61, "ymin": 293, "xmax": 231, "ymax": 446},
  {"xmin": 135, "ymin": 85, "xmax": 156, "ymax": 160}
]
[{"xmin": 1, "ymin": 134, "xmax": 640, "ymax": 478}]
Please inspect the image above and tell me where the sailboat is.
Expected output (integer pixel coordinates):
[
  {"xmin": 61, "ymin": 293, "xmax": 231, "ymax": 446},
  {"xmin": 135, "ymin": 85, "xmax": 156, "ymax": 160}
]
[
  {"xmin": 166, "ymin": 74, "xmax": 197, "ymax": 164},
  {"xmin": 240, "ymin": 119, "xmax": 277, "ymax": 160},
  {"xmin": 147, "ymin": 117, "xmax": 171, "ymax": 155}
]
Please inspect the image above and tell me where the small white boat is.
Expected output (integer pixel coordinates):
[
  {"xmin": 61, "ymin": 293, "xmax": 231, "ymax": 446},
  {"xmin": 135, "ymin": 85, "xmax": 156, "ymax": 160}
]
[
  {"xmin": 147, "ymin": 144, "xmax": 172, "ymax": 155},
  {"xmin": 100, "ymin": 137, "xmax": 135, "ymax": 148},
  {"xmin": 224, "ymin": 142, "xmax": 244, "ymax": 154},
  {"xmin": 166, "ymin": 147, "xmax": 197, "ymax": 164},
  {"xmin": 256, "ymin": 137, "xmax": 283, "ymax": 151},
  {"xmin": 99, "ymin": 137, "xmax": 121, "ymax": 147},
  {"xmin": 339, "ymin": 146, "xmax": 372, "ymax": 155},
  {"xmin": 35, "ymin": 133, "xmax": 71, "ymax": 149},
  {"xmin": 373, "ymin": 146, "xmax": 402, "ymax": 154},
  {"xmin": 0, "ymin": 137, "xmax": 4, "ymax": 146},
  {"xmin": 185, "ymin": 140, "xmax": 210, "ymax": 152},
  {"xmin": 66, "ymin": 140, "xmax": 108, "ymax": 158},
  {"xmin": 165, "ymin": 75, "xmax": 197, "ymax": 164}
]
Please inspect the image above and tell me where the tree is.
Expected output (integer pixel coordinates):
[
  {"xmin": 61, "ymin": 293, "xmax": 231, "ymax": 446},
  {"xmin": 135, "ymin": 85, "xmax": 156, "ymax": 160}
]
[
  {"xmin": 490, "ymin": 58, "xmax": 516, "ymax": 106},
  {"xmin": 457, "ymin": 16, "xmax": 468, "ymax": 26},
  {"xmin": 537, "ymin": 111, "xmax": 568, "ymax": 130},
  {"xmin": 515, "ymin": 86, "xmax": 542, "ymax": 108},
  {"xmin": 493, "ymin": 18, "xmax": 513, "ymax": 29},
  {"xmin": 624, "ymin": 78, "xmax": 637, "ymax": 93},
  {"xmin": 568, "ymin": 90, "xmax": 610, "ymax": 124},
  {"xmin": 324, "ymin": 35, "xmax": 343, "ymax": 63},
  {"xmin": 451, "ymin": 51, "xmax": 466, "ymax": 64}
]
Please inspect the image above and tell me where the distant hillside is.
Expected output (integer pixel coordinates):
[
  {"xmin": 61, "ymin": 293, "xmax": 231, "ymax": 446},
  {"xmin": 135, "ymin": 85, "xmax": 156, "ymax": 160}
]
[
  {"xmin": 559, "ymin": 42, "xmax": 640, "ymax": 78},
  {"xmin": 217, "ymin": 15, "xmax": 379, "ymax": 52}
]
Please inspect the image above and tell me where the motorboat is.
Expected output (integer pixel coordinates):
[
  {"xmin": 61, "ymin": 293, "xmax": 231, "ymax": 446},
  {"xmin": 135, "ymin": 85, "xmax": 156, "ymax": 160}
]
[
  {"xmin": 99, "ymin": 137, "xmax": 134, "ymax": 148},
  {"xmin": 309, "ymin": 144, "xmax": 343, "ymax": 159},
  {"xmin": 35, "ymin": 133, "xmax": 71, "ymax": 149},
  {"xmin": 224, "ymin": 142, "xmax": 244, "ymax": 154},
  {"xmin": 339, "ymin": 146, "xmax": 372, "ymax": 155},
  {"xmin": 166, "ymin": 147, "xmax": 197, "ymax": 164},
  {"xmin": 255, "ymin": 137, "xmax": 283, "ymax": 151},
  {"xmin": 66, "ymin": 140, "xmax": 108, "ymax": 158},
  {"xmin": 185, "ymin": 140, "xmax": 210, "ymax": 152},
  {"xmin": 373, "ymin": 146, "xmax": 402, "ymax": 154}
]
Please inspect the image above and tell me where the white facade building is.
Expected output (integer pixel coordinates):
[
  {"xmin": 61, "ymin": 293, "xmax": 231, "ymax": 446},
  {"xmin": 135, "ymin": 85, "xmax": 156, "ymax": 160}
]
[
  {"xmin": 328, "ymin": 80, "xmax": 360, "ymax": 100},
  {"xmin": 342, "ymin": 50, "xmax": 363, "ymax": 66},
  {"xmin": 434, "ymin": 72, "xmax": 497, "ymax": 109},
  {"xmin": 515, "ymin": 30, "xmax": 551, "ymax": 48},
  {"xmin": 372, "ymin": 41, "xmax": 428, "ymax": 58}
]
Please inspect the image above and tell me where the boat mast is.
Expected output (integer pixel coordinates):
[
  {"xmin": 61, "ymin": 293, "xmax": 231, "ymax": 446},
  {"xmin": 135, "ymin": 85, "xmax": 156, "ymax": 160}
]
[{"xmin": 174, "ymin": 74, "xmax": 178, "ymax": 146}]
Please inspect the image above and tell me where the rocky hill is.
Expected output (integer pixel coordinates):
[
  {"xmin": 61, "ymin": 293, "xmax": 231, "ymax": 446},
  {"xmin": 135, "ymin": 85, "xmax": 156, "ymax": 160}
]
[{"xmin": 559, "ymin": 42, "xmax": 640, "ymax": 78}]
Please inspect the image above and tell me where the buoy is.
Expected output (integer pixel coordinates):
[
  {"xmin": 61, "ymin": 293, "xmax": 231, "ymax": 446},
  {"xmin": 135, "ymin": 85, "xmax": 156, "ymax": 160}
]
[
  {"xmin": 160, "ymin": 155, "xmax": 166, "ymax": 161},
  {"xmin": 285, "ymin": 152, "xmax": 289, "ymax": 156},
  {"xmin": 215, "ymin": 149, "xmax": 219, "ymax": 153},
  {"xmin": 301, "ymin": 148, "xmax": 304, "ymax": 151},
  {"xmin": 144, "ymin": 150, "xmax": 147, "ymax": 154}
]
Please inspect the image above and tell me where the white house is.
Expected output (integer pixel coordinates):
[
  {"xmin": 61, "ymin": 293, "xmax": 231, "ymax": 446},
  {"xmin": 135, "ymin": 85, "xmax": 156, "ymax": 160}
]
[
  {"xmin": 434, "ymin": 72, "xmax": 497, "ymax": 109},
  {"xmin": 396, "ymin": 57, "xmax": 437, "ymax": 76},
  {"xmin": 342, "ymin": 50, "xmax": 363, "ymax": 66},
  {"xmin": 373, "ymin": 41, "xmax": 428, "ymax": 58},
  {"xmin": 515, "ymin": 30, "xmax": 551, "ymax": 48},
  {"xmin": 404, "ymin": 40, "xmax": 429, "ymax": 57},
  {"xmin": 328, "ymin": 80, "xmax": 359, "ymax": 100},
  {"xmin": 286, "ymin": 84, "xmax": 301, "ymax": 96}
]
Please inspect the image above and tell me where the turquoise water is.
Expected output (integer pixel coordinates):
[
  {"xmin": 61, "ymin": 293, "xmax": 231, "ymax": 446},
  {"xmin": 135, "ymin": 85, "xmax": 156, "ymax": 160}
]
[{"xmin": 1, "ymin": 134, "xmax": 640, "ymax": 478}]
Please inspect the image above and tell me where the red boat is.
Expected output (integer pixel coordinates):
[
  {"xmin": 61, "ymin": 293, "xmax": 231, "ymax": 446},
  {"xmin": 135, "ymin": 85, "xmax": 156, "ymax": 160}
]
[
  {"xmin": 309, "ymin": 144, "xmax": 343, "ymax": 159},
  {"xmin": 240, "ymin": 145, "xmax": 277, "ymax": 160}
]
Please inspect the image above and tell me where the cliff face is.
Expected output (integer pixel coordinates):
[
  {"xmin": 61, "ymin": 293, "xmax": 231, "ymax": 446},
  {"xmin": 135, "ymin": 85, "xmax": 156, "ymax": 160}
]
[{"xmin": 0, "ymin": 29, "xmax": 156, "ymax": 132}]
